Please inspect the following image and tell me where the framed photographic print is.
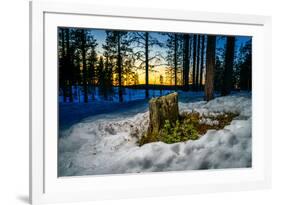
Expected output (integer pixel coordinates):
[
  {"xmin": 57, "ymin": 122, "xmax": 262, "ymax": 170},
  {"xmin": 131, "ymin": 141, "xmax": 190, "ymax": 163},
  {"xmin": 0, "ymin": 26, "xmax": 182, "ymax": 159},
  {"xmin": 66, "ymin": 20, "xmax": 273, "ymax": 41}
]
[{"xmin": 29, "ymin": 0, "xmax": 272, "ymax": 204}]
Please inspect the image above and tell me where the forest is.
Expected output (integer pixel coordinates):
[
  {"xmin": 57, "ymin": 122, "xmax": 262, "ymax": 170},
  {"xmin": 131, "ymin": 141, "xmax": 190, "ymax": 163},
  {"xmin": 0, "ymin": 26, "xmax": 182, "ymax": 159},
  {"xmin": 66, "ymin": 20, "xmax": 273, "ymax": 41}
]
[
  {"xmin": 58, "ymin": 27, "xmax": 252, "ymax": 176},
  {"xmin": 58, "ymin": 28, "xmax": 252, "ymax": 103}
]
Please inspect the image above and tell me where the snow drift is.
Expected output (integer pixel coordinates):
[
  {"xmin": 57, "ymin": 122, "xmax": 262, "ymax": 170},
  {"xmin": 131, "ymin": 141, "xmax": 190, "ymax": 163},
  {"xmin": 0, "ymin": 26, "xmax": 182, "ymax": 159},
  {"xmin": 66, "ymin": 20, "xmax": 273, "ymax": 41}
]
[{"xmin": 58, "ymin": 93, "xmax": 251, "ymax": 176}]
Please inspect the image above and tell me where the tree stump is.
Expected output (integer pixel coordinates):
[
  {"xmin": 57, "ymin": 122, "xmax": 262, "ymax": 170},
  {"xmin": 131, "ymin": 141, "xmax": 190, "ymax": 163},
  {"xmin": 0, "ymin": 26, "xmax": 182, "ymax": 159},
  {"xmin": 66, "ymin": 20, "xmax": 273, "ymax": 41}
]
[{"xmin": 147, "ymin": 92, "xmax": 179, "ymax": 139}]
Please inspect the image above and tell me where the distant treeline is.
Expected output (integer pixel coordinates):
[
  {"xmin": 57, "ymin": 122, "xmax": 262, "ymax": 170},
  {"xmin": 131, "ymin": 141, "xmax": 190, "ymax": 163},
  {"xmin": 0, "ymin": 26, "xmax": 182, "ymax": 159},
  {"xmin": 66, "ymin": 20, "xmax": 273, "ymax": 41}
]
[{"xmin": 58, "ymin": 27, "xmax": 252, "ymax": 103}]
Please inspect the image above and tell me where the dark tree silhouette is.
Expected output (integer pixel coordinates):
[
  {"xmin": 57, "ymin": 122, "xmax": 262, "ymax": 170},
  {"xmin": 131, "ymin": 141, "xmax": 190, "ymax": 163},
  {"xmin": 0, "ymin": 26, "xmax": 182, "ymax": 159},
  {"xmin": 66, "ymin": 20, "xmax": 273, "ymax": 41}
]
[
  {"xmin": 132, "ymin": 32, "xmax": 162, "ymax": 98},
  {"xmin": 102, "ymin": 31, "xmax": 132, "ymax": 102},
  {"xmin": 237, "ymin": 40, "xmax": 252, "ymax": 91},
  {"xmin": 59, "ymin": 28, "xmax": 67, "ymax": 102},
  {"xmin": 87, "ymin": 36, "xmax": 98, "ymax": 101},
  {"xmin": 97, "ymin": 56, "xmax": 105, "ymax": 96},
  {"xmin": 195, "ymin": 35, "xmax": 200, "ymax": 91},
  {"xmin": 102, "ymin": 31, "xmax": 117, "ymax": 100},
  {"xmin": 80, "ymin": 29, "xmax": 88, "ymax": 102},
  {"xmin": 214, "ymin": 48, "xmax": 224, "ymax": 91},
  {"xmin": 166, "ymin": 33, "xmax": 183, "ymax": 87},
  {"xmin": 199, "ymin": 35, "xmax": 205, "ymax": 90},
  {"xmin": 70, "ymin": 28, "xmax": 98, "ymax": 103},
  {"xmin": 58, "ymin": 27, "xmax": 252, "ymax": 104},
  {"xmin": 204, "ymin": 35, "xmax": 216, "ymax": 101},
  {"xmin": 221, "ymin": 36, "xmax": 235, "ymax": 96},
  {"xmin": 183, "ymin": 34, "xmax": 190, "ymax": 90},
  {"xmin": 65, "ymin": 28, "xmax": 73, "ymax": 102},
  {"xmin": 192, "ymin": 34, "xmax": 197, "ymax": 90}
]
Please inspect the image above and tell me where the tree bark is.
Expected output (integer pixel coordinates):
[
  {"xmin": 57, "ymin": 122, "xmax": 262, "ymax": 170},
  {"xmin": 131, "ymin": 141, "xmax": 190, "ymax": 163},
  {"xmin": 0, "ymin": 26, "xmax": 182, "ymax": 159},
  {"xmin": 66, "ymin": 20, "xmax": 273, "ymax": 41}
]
[
  {"xmin": 147, "ymin": 92, "xmax": 179, "ymax": 138},
  {"xmin": 195, "ymin": 35, "xmax": 200, "ymax": 91},
  {"xmin": 221, "ymin": 36, "xmax": 235, "ymax": 96},
  {"xmin": 199, "ymin": 35, "xmax": 205, "ymax": 90},
  {"xmin": 204, "ymin": 36, "xmax": 216, "ymax": 101},
  {"xmin": 65, "ymin": 28, "xmax": 73, "ymax": 102},
  {"xmin": 61, "ymin": 29, "xmax": 67, "ymax": 103},
  {"xmin": 183, "ymin": 34, "xmax": 190, "ymax": 91},
  {"xmin": 81, "ymin": 29, "xmax": 88, "ymax": 103},
  {"xmin": 192, "ymin": 34, "xmax": 197, "ymax": 90}
]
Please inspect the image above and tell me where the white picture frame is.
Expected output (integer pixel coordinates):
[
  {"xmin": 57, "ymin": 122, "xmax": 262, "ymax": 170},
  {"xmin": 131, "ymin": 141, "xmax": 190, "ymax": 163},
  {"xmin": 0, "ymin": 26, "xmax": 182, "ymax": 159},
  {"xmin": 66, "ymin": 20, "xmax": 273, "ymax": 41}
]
[{"xmin": 29, "ymin": 0, "xmax": 272, "ymax": 204}]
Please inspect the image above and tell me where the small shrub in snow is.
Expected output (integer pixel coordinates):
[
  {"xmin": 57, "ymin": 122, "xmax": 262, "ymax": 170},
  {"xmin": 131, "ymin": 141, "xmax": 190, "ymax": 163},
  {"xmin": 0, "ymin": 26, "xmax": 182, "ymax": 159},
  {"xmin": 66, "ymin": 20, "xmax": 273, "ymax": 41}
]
[
  {"xmin": 160, "ymin": 120, "xmax": 199, "ymax": 144},
  {"xmin": 139, "ymin": 111, "xmax": 238, "ymax": 146}
]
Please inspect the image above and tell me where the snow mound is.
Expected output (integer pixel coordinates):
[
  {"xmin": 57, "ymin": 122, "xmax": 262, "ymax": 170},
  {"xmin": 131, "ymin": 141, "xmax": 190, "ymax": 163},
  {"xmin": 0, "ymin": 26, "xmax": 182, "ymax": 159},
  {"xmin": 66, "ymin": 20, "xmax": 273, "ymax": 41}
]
[{"xmin": 59, "ymin": 93, "xmax": 251, "ymax": 176}]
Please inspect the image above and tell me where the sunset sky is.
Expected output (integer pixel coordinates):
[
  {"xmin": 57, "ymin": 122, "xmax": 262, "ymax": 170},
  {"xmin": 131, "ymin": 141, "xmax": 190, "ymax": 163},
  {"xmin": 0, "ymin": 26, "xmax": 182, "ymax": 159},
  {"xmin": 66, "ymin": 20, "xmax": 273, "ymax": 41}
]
[{"xmin": 89, "ymin": 29, "xmax": 251, "ymax": 85}]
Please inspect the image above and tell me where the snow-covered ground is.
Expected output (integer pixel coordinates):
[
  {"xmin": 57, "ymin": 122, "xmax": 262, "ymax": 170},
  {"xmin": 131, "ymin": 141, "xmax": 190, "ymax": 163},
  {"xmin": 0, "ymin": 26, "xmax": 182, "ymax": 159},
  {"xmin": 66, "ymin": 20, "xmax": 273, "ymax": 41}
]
[
  {"xmin": 58, "ymin": 92, "xmax": 252, "ymax": 176},
  {"xmin": 59, "ymin": 86, "xmax": 174, "ymax": 103}
]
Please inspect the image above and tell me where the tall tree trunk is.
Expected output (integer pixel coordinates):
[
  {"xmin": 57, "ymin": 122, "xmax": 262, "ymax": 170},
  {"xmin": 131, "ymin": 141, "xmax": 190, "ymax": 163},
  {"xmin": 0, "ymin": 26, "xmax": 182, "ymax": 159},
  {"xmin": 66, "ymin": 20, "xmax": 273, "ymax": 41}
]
[
  {"xmin": 174, "ymin": 34, "xmax": 178, "ymax": 89},
  {"xmin": 199, "ymin": 35, "xmax": 205, "ymax": 90},
  {"xmin": 195, "ymin": 35, "xmax": 200, "ymax": 91},
  {"xmin": 204, "ymin": 36, "xmax": 216, "ymax": 101},
  {"xmin": 145, "ymin": 32, "xmax": 149, "ymax": 99},
  {"xmin": 183, "ymin": 34, "xmax": 190, "ymax": 90},
  {"xmin": 117, "ymin": 32, "xmax": 123, "ymax": 102},
  {"xmin": 221, "ymin": 36, "xmax": 235, "ymax": 96},
  {"xmin": 65, "ymin": 28, "xmax": 73, "ymax": 102},
  {"xmin": 91, "ymin": 61, "xmax": 96, "ymax": 101},
  {"xmin": 61, "ymin": 29, "xmax": 67, "ymax": 102},
  {"xmin": 81, "ymin": 29, "xmax": 88, "ymax": 103},
  {"xmin": 192, "ymin": 34, "xmax": 197, "ymax": 90}
]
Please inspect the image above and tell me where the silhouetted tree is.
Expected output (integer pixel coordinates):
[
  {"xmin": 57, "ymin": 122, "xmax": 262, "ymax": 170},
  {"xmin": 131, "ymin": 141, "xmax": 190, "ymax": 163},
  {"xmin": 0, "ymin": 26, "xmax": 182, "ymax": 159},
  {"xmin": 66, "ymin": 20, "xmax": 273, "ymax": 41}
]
[
  {"xmin": 166, "ymin": 33, "xmax": 183, "ymax": 87},
  {"xmin": 81, "ymin": 29, "xmax": 88, "ymax": 102},
  {"xmin": 221, "ymin": 36, "xmax": 235, "ymax": 96},
  {"xmin": 195, "ymin": 35, "xmax": 200, "ymax": 91},
  {"xmin": 199, "ymin": 35, "xmax": 205, "ymax": 90},
  {"xmin": 214, "ymin": 51, "xmax": 224, "ymax": 91},
  {"xmin": 102, "ymin": 31, "xmax": 132, "ymax": 102},
  {"xmin": 183, "ymin": 34, "xmax": 190, "ymax": 90},
  {"xmin": 87, "ymin": 36, "xmax": 98, "ymax": 100},
  {"xmin": 238, "ymin": 40, "xmax": 252, "ymax": 90},
  {"xmin": 97, "ymin": 56, "xmax": 105, "ymax": 96},
  {"xmin": 192, "ymin": 34, "xmax": 197, "ymax": 90},
  {"xmin": 59, "ymin": 28, "xmax": 67, "ymax": 102},
  {"xmin": 71, "ymin": 28, "xmax": 98, "ymax": 103},
  {"xmin": 204, "ymin": 35, "xmax": 216, "ymax": 101},
  {"xmin": 132, "ymin": 32, "xmax": 163, "ymax": 97}
]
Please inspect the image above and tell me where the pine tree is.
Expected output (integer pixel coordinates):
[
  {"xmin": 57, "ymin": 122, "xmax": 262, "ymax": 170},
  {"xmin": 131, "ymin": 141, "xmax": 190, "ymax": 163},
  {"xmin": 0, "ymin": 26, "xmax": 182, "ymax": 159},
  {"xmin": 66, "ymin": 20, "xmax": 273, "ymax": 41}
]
[
  {"xmin": 165, "ymin": 33, "xmax": 183, "ymax": 87},
  {"xmin": 97, "ymin": 56, "xmax": 106, "ymax": 99},
  {"xmin": 65, "ymin": 28, "xmax": 73, "ymax": 102},
  {"xmin": 87, "ymin": 35, "xmax": 98, "ymax": 100},
  {"xmin": 204, "ymin": 35, "xmax": 216, "ymax": 101},
  {"xmin": 183, "ymin": 34, "xmax": 190, "ymax": 90},
  {"xmin": 221, "ymin": 36, "xmax": 235, "ymax": 96},
  {"xmin": 199, "ymin": 35, "xmax": 205, "ymax": 90},
  {"xmin": 195, "ymin": 35, "xmax": 201, "ymax": 91},
  {"xmin": 71, "ymin": 28, "xmax": 98, "ymax": 103},
  {"xmin": 58, "ymin": 28, "xmax": 67, "ymax": 102},
  {"xmin": 238, "ymin": 40, "xmax": 252, "ymax": 90},
  {"xmin": 102, "ymin": 31, "xmax": 133, "ymax": 102},
  {"xmin": 192, "ymin": 34, "xmax": 197, "ymax": 90},
  {"xmin": 132, "ymin": 32, "xmax": 163, "ymax": 98}
]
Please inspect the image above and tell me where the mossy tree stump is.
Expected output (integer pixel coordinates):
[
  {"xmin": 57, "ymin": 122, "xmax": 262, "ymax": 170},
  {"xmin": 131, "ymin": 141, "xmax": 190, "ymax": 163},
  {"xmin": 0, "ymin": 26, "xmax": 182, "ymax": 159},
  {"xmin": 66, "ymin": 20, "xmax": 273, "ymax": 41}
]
[{"xmin": 147, "ymin": 92, "xmax": 179, "ymax": 139}]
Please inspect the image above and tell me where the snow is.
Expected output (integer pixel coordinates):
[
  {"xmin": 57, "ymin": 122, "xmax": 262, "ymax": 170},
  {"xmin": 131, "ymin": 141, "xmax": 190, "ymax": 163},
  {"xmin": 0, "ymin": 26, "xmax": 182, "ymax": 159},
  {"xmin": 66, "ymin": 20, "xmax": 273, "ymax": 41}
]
[
  {"xmin": 199, "ymin": 118, "xmax": 219, "ymax": 126},
  {"xmin": 59, "ymin": 86, "xmax": 174, "ymax": 103},
  {"xmin": 58, "ymin": 92, "xmax": 252, "ymax": 176}
]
